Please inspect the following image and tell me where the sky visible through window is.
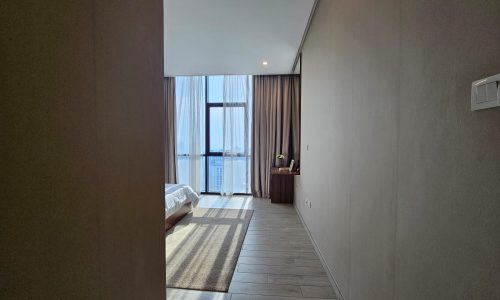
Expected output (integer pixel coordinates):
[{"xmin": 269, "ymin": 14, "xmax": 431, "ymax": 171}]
[{"xmin": 209, "ymin": 76, "xmax": 224, "ymax": 152}]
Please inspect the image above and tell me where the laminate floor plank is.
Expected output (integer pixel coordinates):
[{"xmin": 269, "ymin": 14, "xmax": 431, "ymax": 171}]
[
  {"xmin": 231, "ymin": 295, "xmax": 334, "ymax": 300},
  {"xmin": 239, "ymin": 249, "xmax": 319, "ymax": 259},
  {"xmin": 237, "ymin": 256, "xmax": 322, "ymax": 268},
  {"xmin": 237, "ymin": 264, "xmax": 327, "ymax": 276},
  {"xmin": 268, "ymin": 274, "xmax": 331, "ymax": 287},
  {"xmin": 228, "ymin": 282, "xmax": 302, "ymax": 297},
  {"xmin": 300, "ymin": 286, "xmax": 336, "ymax": 299}
]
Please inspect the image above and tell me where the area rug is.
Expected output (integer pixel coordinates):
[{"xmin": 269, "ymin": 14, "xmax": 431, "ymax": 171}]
[{"xmin": 165, "ymin": 207, "xmax": 253, "ymax": 292}]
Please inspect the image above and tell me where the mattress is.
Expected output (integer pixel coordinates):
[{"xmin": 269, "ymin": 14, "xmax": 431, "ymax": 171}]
[{"xmin": 165, "ymin": 184, "xmax": 199, "ymax": 219}]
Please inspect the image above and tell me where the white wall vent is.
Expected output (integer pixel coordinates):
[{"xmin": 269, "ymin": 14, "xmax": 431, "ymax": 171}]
[{"xmin": 471, "ymin": 74, "xmax": 500, "ymax": 111}]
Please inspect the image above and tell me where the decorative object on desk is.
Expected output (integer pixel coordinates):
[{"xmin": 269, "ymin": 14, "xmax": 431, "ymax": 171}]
[
  {"xmin": 289, "ymin": 159, "xmax": 295, "ymax": 172},
  {"xmin": 275, "ymin": 153, "xmax": 286, "ymax": 167},
  {"xmin": 278, "ymin": 167, "xmax": 289, "ymax": 172}
]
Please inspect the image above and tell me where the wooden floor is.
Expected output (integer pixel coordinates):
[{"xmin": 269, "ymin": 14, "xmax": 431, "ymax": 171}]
[{"xmin": 167, "ymin": 195, "xmax": 336, "ymax": 300}]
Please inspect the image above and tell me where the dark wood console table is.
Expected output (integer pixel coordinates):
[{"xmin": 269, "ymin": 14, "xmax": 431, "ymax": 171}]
[{"xmin": 270, "ymin": 167, "xmax": 299, "ymax": 204}]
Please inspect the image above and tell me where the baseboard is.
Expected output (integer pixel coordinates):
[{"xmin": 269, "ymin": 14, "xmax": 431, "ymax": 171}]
[{"xmin": 294, "ymin": 204, "xmax": 346, "ymax": 300}]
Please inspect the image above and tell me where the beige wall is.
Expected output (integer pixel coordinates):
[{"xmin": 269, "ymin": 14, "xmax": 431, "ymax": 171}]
[
  {"xmin": 296, "ymin": 0, "xmax": 500, "ymax": 299},
  {"xmin": 0, "ymin": 1, "xmax": 165, "ymax": 299}
]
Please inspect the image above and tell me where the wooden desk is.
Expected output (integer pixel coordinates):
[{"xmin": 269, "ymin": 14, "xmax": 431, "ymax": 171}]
[{"xmin": 270, "ymin": 167, "xmax": 299, "ymax": 204}]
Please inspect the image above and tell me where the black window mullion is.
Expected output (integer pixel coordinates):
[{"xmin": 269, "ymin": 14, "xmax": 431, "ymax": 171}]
[
  {"xmin": 204, "ymin": 76, "xmax": 209, "ymax": 193},
  {"xmin": 206, "ymin": 152, "xmax": 223, "ymax": 156}
]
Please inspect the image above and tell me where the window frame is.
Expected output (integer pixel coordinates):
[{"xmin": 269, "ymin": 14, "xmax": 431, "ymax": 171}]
[{"xmin": 204, "ymin": 76, "xmax": 251, "ymax": 195}]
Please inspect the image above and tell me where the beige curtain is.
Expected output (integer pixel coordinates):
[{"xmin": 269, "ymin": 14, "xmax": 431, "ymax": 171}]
[
  {"xmin": 164, "ymin": 77, "xmax": 177, "ymax": 183},
  {"xmin": 252, "ymin": 75, "xmax": 300, "ymax": 198}
]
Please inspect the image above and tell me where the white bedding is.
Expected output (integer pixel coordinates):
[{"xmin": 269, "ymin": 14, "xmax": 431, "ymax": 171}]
[{"xmin": 165, "ymin": 184, "xmax": 199, "ymax": 219}]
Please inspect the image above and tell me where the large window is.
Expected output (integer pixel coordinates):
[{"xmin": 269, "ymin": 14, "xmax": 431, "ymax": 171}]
[{"xmin": 176, "ymin": 75, "xmax": 251, "ymax": 194}]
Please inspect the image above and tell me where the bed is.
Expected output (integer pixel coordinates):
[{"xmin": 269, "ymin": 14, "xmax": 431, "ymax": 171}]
[{"xmin": 165, "ymin": 184, "xmax": 199, "ymax": 230}]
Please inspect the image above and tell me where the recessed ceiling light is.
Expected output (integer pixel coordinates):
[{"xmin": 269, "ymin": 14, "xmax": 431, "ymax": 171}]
[{"xmin": 262, "ymin": 61, "xmax": 268, "ymax": 66}]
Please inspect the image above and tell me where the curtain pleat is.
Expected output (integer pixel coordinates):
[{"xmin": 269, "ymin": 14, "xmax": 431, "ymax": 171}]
[
  {"xmin": 164, "ymin": 77, "xmax": 177, "ymax": 183},
  {"xmin": 221, "ymin": 75, "xmax": 252, "ymax": 195},
  {"xmin": 291, "ymin": 77, "xmax": 301, "ymax": 162},
  {"xmin": 175, "ymin": 76, "xmax": 205, "ymax": 193},
  {"xmin": 251, "ymin": 75, "xmax": 300, "ymax": 198}
]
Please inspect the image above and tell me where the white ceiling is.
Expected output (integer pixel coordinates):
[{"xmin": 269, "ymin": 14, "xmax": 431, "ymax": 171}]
[{"xmin": 164, "ymin": 0, "xmax": 315, "ymax": 76}]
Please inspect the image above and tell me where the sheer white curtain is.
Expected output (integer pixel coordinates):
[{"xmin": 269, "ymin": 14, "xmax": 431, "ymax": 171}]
[
  {"xmin": 175, "ymin": 76, "xmax": 205, "ymax": 193},
  {"xmin": 221, "ymin": 75, "xmax": 252, "ymax": 195}
]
